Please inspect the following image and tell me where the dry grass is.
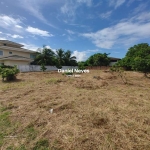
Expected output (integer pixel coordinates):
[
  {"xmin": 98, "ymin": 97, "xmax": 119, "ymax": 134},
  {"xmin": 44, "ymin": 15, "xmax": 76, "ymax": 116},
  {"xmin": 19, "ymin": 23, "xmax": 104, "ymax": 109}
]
[{"xmin": 0, "ymin": 70, "xmax": 150, "ymax": 150}]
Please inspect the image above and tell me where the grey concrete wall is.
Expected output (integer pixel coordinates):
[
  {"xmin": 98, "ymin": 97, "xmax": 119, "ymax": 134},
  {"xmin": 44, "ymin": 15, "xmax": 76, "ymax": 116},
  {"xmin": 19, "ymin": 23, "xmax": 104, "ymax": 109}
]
[{"xmin": 17, "ymin": 65, "xmax": 78, "ymax": 72}]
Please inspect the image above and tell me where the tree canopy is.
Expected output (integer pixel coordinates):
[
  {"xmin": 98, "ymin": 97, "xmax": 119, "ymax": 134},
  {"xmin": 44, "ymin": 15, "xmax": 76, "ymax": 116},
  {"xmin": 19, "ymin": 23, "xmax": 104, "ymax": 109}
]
[
  {"xmin": 116, "ymin": 43, "xmax": 150, "ymax": 76},
  {"xmin": 85, "ymin": 53, "xmax": 110, "ymax": 66},
  {"xmin": 31, "ymin": 46, "xmax": 77, "ymax": 68}
]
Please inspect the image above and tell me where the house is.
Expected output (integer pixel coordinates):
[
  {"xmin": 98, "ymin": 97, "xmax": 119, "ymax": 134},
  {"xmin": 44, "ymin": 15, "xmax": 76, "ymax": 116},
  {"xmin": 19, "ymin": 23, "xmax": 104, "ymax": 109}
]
[
  {"xmin": 0, "ymin": 40, "xmax": 36, "ymax": 66},
  {"xmin": 109, "ymin": 57, "xmax": 121, "ymax": 66}
]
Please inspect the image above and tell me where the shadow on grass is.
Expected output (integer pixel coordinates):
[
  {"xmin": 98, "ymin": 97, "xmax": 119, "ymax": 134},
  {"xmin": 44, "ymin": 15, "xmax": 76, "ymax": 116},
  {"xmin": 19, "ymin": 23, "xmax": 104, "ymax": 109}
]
[{"xmin": 1, "ymin": 79, "xmax": 24, "ymax": 83}]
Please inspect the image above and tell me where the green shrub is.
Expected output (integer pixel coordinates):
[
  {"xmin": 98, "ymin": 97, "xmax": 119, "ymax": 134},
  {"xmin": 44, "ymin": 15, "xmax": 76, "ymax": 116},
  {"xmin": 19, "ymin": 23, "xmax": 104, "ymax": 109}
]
[
  {"xmin": 64, "ymin": 72, "xmax": 73, "ymax": 75},
  {"xmin": 40, "ymin": 64, "xmax": 47, "ymax": 72},
  {"xmin": 0, "ymin": 65, "xmax": 14, "ymax": 69},
  {"xmin": 0, "ymin": 66, "xmax": 19, "ymax": 81}
]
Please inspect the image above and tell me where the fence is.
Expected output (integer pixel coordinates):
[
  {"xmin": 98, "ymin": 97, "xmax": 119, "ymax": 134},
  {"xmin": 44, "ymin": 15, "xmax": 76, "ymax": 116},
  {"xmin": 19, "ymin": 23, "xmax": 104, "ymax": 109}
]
[
  {"xmin": 85, "ymin": 66, "xmax": 110, "ymax": 70},
  {"xmin": 17, "ymin": 65, "xmax": 78, "ymax": 72}
]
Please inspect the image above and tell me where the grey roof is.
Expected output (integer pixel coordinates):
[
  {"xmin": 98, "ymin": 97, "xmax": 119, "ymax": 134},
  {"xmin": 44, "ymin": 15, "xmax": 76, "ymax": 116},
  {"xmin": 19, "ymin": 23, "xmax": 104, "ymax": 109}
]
[
  {"xmin": 109, "ymin": 57, "xmax": 121, "ymax": 60},
  {"xmin": 0, "ymin": 40, "xmax": 24, "ymax": 47}
]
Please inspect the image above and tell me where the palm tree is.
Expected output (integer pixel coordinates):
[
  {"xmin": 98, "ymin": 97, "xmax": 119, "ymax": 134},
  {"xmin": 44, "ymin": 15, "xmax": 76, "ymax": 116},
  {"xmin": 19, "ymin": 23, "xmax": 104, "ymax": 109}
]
[
  {"xmin": 64, "ymin": 50, "xmax": 77, "ymax": 66},
  {"xmin": 35, "ymin": 46, "xmax": 55, "ymax": 65},
  {"xmin": 55, "ymin": 48, "xmax": 65, "ymax": 68}
]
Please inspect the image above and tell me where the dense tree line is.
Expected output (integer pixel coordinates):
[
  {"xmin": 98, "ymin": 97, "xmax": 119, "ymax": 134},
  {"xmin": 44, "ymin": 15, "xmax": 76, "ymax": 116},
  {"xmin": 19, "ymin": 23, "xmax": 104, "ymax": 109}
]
[
  {"xmin": 78, "ymin": 53, "xmax": 110, "ymax": 69},
  {"xmin": 115, "ymin": 43, "xmax": 150, "ymax": 76},
  {"xmin": 31, "ymin": 46, "xmax": 77, "ymax": 68},
  {"xmin": 31, "ymin": 46, "xmax": 111, "ymax": 69},
  {"xmin": 31, "ymin": 43, "xmax": 150, "ymax": 76}
]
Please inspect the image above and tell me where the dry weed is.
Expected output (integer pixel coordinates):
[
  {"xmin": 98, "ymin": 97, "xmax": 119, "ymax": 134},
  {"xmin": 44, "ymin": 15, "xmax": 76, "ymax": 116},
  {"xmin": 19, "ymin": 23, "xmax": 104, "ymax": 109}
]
[{"xmin": 0, "ymin": 70, "xmax": 150, "ymax": 149}]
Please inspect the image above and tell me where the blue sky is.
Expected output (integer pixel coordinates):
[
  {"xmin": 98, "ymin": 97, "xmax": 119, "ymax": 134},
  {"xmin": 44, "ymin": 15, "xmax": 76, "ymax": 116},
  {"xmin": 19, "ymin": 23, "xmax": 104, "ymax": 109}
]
[{"xmin": 0, "ymin": 0, "xmax": 150, "ymax": 61}]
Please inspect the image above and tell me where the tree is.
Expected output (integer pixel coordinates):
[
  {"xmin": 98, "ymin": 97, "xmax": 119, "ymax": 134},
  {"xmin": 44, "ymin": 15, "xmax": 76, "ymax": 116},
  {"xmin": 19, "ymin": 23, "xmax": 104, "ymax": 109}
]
[
  {"xmin": 78, "ymin": 61, "xmax": 86, "ymax": 70},
  {"xmin": 55, "ymin": 48, "xmax": 65, "ymax": 68},
  {"xmin": 34, "ymin": 46, "xmax": 55, "ymax": 65},
  {"xmin": 64, "ymin": 50, "xmax": 77, "ymax": 66},
  {"xmin": 86, "ymin": 53, "xmax": 110, "ymax": 66},
  {"xmin": 40, "ymin": 64, "xmax": 47, "ymax": 72},
  {"xmin": 116, "ymin": 43, "xmax": 150, "ymax": 76},
  {"xmin": 0, "ymin": 65, "xmax": 19, "ymax": 81}
]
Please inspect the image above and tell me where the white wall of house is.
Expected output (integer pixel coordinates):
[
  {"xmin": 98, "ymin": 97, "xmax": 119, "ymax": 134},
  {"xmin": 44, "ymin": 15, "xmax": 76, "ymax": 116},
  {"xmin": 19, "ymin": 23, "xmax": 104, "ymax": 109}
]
[
  {"xmin": 0, "ymin": 49, "xmax": 32, "ymax": 58},
  {"xmin": 4, "ymin": 60, "xmax": 30, "ymax": 66}
]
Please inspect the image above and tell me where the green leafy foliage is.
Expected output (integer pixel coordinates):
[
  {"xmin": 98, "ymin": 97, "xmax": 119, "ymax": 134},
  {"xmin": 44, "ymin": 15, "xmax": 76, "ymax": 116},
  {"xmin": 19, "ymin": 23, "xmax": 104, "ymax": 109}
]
[
  {"xmin": 40, "ymin": 64, "xmax": 47, "ymax": 72},
  {"xmin": 36, "ymin": 47, "xmax": 56, "ymax": 65},
  {"xmin": 31, "ymin": 46, "xmax": 77, "ymax": 67},
  {"xmin": 78, "ymin": 61, "xmax": 86, "ymax": 70},
  {"xmin": 86, "ymin": 53, "xmax": 110, "ymax": 66},
  {"xmin": 0, "ymin": 66, "xmax": 19, "ymax": 81},
  {"xmin": 55, "ymin": 49, "xmax": 77, "ymax": 68},
  {"xmin": 63, "ymin": 72, "xmax": 73, "ymax": 75},
  {"xmin": 116, "ymin": 43, "xmax": 150, "ymax": 76},
  {"xmin": 132, "ymin": 57, "xmax": 150, "ymax": 76},
  {"xmin": 64, "ymin": 50, "xmax": 77, "ymax": 66},
  {"xmin": 0, "ymin": 65, "xmax": 14, "ymax": 69}
]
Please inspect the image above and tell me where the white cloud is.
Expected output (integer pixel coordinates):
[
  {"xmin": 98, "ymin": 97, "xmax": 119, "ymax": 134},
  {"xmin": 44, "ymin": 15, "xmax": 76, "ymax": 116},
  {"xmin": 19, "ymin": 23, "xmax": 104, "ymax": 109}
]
[
  {"xmin": 0, "ymin": 15, "xmax": 21, "ymax": 28},
  {"xmin": 0, "ymin": 32, "xmax": 23, "ymax": 40},
  {"xmin": 11, "ymin": 34, "xmax": 23, "ymax": 39},
  {"xmin": 94, "ymin": 2, "xmax": 102, "ymax": 7},
  {"xmin": 0, "ymin": 15, "xmax": 24, "ymax": 34},
  {"xmin": 81, "ymin": 14, "xmax": 150, "ymax": 49},
  {"xmin": 15, "ymin": 25, "xmax": 23, "ymax": 28},
  {"xmin": 72, "ymin": 49, "xmax": 100, "ymax": 61},
  {"xmin": 61, "ymin": 0, "xmax": 92, "ymax": 17},
  {"xmin": 72, "ymin": 50, "xmax": 88, "ymax": 61},
  {"xmin": 26, "ymin": 26, "xmax": 53, "ymax": 37},
  {"xmin": 61, "ymin": 2, "xmax": 77, "ymax": 17},
  {"xmin": 132, "ymin": 12, "xmax": 150, "ymax": 22},
  {"xmin": 109, "ymin": 0, "xmax": 126, "ymax": 9},
  {"xmin": 127, "ymin": 0, "xmax": 136, "ymax": 6},
  {"xmin": 99, "ymin": 11, "xmax": 112, "ymax": 19},
  {"xmin": 77, "ymin": 0, "xmax": 92, "ymax": 6},
  {"xmin": 133, "ymin": 3, "xmax": 147, "ymax": 14},
  {"xmin": 66, "ymin": 29, "xmax": 75, "ymax": 34},
  {"xmin": 0, "ymin": 37, "xmax": 6, "ymax": 40},
  {"xmin": 21, "ymin": 43, "xmax": 40, "ymax": 51},
  {"xmin": 17, "ymin": 0, "xmax": 58, "ymax": 28},
  {"xmin": 0, "ymin": 15, "xmax": 53, "ymax": 38}
]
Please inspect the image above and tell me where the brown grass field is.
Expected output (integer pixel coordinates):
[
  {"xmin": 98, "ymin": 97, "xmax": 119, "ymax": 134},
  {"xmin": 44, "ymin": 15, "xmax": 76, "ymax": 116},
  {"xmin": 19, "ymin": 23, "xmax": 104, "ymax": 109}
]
[{"xmin": 0, "ymin": 70, "xmax": 150, "ymax": 150}]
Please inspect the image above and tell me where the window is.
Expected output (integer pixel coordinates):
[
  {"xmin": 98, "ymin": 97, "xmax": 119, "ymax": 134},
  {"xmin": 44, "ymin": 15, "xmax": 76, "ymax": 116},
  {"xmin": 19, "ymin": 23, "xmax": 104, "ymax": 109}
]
[
  {"xmin": 30, "ymin": 54, "xmax": 36, "ymax": 59},
  {"xmin": 9, "ymin": 52, "xmax": 12, "ymax": 54},
  {"xmin": 3, "ymin": 44, "xmax": 6, "ymax": 46},
  {"xmin": 0, "ymin": 50, "xmax": 3, "ymax": 56}
]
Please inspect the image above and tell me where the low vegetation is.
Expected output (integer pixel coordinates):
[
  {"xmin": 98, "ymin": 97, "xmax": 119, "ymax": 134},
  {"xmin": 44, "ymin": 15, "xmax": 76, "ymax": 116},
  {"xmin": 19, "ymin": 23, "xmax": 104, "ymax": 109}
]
[
  {"xmin": 0, "ymin": 65, "xmax": 19, "ymax": 81},
  {"xmin": 0, "ymin": 70, "xmax": 150, "ymax": 149},
  {"xmin": 110, "ymin": 66, "xmax": 127, "ymax": 84},
  {"xmin": 115, "ymin": 43, "xmax": 150, "ymax": 77}
]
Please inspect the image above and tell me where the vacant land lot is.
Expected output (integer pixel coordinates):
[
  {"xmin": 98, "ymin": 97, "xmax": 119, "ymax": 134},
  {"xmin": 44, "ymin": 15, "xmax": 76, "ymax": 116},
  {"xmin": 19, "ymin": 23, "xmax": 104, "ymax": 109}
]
[{"xmin": 0, "ymin": 70, "xmax": 150, "ymax": 150}]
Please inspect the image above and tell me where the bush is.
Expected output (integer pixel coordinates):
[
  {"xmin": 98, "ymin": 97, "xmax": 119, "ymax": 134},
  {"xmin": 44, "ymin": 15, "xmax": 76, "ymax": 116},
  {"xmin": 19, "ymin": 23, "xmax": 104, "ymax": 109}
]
[
  {"xmin": 65, "ymin": 72, "xmax": 73, "ymax": 75},
  {"xmin": 40, "ymin": 64, "xmax": 47, "ymax": 72},
  {"xmin": 110, "ymin": 66, "xmax": 127, "ymax": 84},
  {"xmin": 0, "ymin": 66, "xmax": 20, "ymax": 81},
  {"xmin": 0, "ymin": 65, "xmax": 14, "ymax": 69}
]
